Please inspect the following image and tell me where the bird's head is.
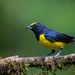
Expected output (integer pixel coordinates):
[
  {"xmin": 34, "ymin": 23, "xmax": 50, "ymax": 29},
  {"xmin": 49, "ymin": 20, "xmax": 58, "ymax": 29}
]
[{"xmin": 26, "ymin": 22, "xmax": 46, "ymax": 33}]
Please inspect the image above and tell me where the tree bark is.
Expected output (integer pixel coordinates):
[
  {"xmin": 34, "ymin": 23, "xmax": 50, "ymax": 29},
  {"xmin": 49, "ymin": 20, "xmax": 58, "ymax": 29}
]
[{"xmin": 0, "ymin": 53, "xmax": 75, "ymax": 75}]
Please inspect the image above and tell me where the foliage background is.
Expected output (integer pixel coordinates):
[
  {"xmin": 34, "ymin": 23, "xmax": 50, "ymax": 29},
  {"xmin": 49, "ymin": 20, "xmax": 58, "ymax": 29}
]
[{"xmin": 0, "ymin": 0, "xmax": 75, "ymax": 75}]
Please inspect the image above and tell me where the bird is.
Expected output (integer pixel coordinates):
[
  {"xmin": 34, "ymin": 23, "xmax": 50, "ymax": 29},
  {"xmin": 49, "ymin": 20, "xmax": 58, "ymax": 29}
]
[{"xmin": 26, "ymin": 22, "xmax": 75, "ymax": 58}]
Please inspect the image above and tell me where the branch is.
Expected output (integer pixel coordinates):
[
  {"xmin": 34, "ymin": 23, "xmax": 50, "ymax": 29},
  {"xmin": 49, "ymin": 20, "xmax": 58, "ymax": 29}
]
[{"xmin": 0, "ymin": 53, "xmax": 75, "ymax": 75}]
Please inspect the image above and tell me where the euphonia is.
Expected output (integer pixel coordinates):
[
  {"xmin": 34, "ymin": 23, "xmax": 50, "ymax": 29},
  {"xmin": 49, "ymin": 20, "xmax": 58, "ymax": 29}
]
[{"xmin": 26, "ymin": 22, "xmax": 75, "ymax": 58}]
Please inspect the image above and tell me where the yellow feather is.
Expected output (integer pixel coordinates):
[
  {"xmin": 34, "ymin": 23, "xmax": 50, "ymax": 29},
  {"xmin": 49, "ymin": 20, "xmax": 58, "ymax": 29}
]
[
  {"xmin": 39, "ymin": 34, "xmax": 67, "ymax": 50},
  {"xmin": 30, "ymin": 22, "xmax": 38, "ymax": 26}
]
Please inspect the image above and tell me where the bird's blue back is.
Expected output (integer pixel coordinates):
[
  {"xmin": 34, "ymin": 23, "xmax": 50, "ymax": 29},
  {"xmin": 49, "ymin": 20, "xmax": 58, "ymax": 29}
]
[{"xmin": 43, "ymin": 28, "xmax": 74, "ymax": 43}]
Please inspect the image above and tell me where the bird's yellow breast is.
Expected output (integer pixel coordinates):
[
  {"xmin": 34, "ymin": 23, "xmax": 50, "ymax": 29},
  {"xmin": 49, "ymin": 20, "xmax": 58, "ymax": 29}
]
[{"xmin": 39, "ymin": 34, "xmax": 67, "ymax": 50}]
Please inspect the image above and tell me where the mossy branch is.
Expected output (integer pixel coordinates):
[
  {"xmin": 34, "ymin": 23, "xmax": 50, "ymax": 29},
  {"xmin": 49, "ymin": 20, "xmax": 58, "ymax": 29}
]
[{"xmin": 0, "ymin": 53, "xmax": 75, "ymax": 75}]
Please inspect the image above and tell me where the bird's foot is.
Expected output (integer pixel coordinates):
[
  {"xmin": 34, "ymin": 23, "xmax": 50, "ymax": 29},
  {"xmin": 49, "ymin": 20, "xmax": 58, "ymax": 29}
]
[
  {"xmin": 54, "ymin": 53, "xmax": 60, "ymax": 59},
  {"xmin": 53, "ymin": 50, "xmax": 62, "ymax": 59}
]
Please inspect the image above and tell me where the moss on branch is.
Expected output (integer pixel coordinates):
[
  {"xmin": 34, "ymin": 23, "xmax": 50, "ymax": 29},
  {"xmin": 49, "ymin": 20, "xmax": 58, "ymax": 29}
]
[{"xmin": 0, "ymin": 54, "xmax": 75, "ymax": 75}]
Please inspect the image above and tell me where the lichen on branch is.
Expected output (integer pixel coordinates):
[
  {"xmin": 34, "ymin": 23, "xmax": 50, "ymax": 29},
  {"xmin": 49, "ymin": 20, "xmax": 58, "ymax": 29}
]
[{"xmin": 0, "ymin": 53, "xmax": 75, "ymax": 75}]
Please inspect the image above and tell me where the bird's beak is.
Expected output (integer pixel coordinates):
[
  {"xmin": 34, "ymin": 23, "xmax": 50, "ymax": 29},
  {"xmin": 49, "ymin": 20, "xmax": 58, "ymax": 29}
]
[{"xmin": 26, "ymin": 26, "xmax": 32, "ymax": 30}]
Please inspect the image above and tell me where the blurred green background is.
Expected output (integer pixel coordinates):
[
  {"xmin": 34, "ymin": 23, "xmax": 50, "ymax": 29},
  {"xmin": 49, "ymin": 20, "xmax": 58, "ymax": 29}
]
[{"xmin": 0, "ymin": 0, "xmax": 75, "ymax": 75}]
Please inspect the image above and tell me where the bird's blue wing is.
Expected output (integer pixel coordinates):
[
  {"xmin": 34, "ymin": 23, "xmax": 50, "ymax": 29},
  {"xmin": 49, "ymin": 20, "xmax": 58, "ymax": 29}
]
[
  {"xmin": 44, "ymin": 31, "xmax": 57, "ymax": 42},
  {"xmin": 44, "ymin": 30, "xmax": 74, "ymax": 43},
  {"xmin": 56, "ymin": 33, "xmax": 74, "ymax": 42}
]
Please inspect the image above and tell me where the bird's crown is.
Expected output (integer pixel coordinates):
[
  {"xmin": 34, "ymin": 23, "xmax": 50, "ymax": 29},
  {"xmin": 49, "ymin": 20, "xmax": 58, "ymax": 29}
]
[{"xmin": 30, "ymin": 22, "xmax": 38, "ymax": 26}]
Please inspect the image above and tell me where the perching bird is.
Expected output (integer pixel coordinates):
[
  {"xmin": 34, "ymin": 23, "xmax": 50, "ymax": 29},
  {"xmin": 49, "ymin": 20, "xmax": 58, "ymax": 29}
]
[{"xmin": 26, "ymin": 22, "xmax": 75, "ymax": 58}]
